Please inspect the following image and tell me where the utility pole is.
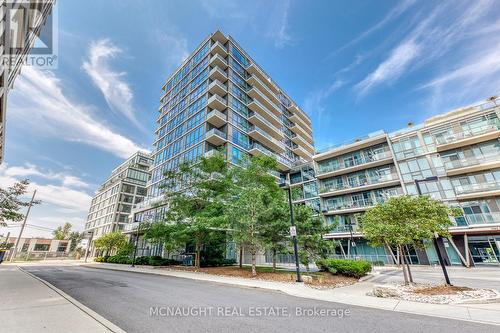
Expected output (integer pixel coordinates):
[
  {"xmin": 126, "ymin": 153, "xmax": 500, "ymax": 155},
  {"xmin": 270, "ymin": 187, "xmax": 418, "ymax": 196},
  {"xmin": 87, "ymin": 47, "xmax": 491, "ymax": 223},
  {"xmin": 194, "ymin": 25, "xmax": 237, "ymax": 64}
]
[
  {"xmin": 84, "ymin": 230, "xmax": 94, "ymax": 263},
  {"xmin": 10, "ymin": 190, "xmax": 37, "ymax": 262}
]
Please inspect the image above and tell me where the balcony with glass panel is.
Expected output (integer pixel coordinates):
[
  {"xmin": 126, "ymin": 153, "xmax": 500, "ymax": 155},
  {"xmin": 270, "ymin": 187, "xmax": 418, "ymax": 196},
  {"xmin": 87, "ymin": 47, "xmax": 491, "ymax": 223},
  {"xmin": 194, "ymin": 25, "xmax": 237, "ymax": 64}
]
[
  {"xmin": 327, "ymin": 223, "xmax": 360, "ymax": 235},
  {"xmin": 248, "ymin": 111, "xmax": 283, "ymax": 140},
  {"xmin": 207, "ymin": 94, "xmax": 227, "ymax": 111},
  {"xmin": 289, "ymin": 111, "xmax": 312, "ymax": 132},
  {"xmin": 249, "ymin": 143, "xmax": 291, "ymax": 170},
  {"xmin": 454, "ymin": 181, "xmax": 500, "ymax": 200},
  {"xmin": 209, "ymin": 66, "xmax": 227, "ymax": 82},
  {"xmin": 319, "ymin": 173, "xmax": 401, "ymax": 197},
  {"xmin": 453, "ymin": 212, "xmax": 500, "ymax": 227},
  {"xmin": 206, "ymin": 109, "xmax": 226, "ymax": 127},
  {"xmin": 208, "ymin": 79, "xmax": 227, "ymax": 96},
  {"xmin": 317, "ymin": 150, "xmax": 394, "ymax": 179},
  {"xmin": 444, "ymin": 153, "xmax": 500, "ymax": 176},
  {"xmin": 291, "ymin": 133, "xmax": 315, "ymax": 154},
  {"xmin": 292, "ymin": 143, "xmax": 312, "ymax": 160},
  {"xmin": 205, "ymin": 128, "xmax": 227, "ymax": 146},
  {"xmin": 210, "ymin": 40, "xmax": 228, "ymax": 57},
  {"xmin": 435, "ymin": 120, "xmax": 500, "ymax": 152},
  {"xmin": 247, "ymin": 86, "xmax": 282, "ymax": 117},
  {"xmin": 209, "ymin": 53, "xmax": 228, "ymax": 69},
  {"xmin": 323, "ymin": 197, "xmax": 378, "ymax": 214},
  {"xmin": 247, "ymin": 98, "xmax": 282, "ymax": 128},
  {"xmin": 248, "ymin": 125, "xmax": 285, "ymax": 153},
  {"xmin": 246, "ymin": 74, "xmax": 282, "ymax": 106},
  {"xmin": 290, "ymin": 121, "xmax": 313, "ymax": 144}
]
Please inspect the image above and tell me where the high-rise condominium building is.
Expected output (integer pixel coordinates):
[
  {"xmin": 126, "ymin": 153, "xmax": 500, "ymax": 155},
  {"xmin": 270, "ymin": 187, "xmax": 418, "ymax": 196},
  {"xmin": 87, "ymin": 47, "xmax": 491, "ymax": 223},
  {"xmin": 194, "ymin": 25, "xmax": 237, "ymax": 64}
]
[
  {"xmin": 129, "ymin": 31, "xmax": 314, "ymax": 227},
  {"xmin": 0, "ymin": 0, "xmax": 55, "ymax": 163},
  {"xmin": 85, "ymin": 152, "xmax": 152, "ymax": 246},
  {"xmin": 293, "ymin": 99, "xmax": 499, "ymax": 267}
]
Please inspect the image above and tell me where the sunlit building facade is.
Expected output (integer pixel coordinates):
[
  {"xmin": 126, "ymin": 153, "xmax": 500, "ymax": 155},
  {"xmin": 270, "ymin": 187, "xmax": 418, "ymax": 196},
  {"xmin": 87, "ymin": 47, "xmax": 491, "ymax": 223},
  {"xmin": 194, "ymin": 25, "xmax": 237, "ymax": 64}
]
[{"xmin": 129, "ymin": 31, "xmax": 314, "ymax": 229}]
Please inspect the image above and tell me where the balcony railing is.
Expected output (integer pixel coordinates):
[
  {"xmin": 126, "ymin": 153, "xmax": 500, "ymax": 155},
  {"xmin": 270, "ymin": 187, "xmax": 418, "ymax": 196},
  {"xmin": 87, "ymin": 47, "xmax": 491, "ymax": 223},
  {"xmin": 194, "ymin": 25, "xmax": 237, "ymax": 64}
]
[
  {"xmin": 324, "ymin": 198, "xmax": 380, "ymax": 212},
  {"xmin": 454, "ymin": 212, "xmax": 500, "ymax": 226},
  {"xmin": 443, "ymin": 153, "xmax": 499, "ymax": 170},
  {"xmin": 330, "ymin": 224, "xmax": 360, "ymax": 233},
  {"xmin": 250, "ymin": 143, "xmax": 293, "ymax": 168},
  {"xmin": 206, "ymin": 128, "xmax": 227, "ymax": 139},
  {"xmin": 318, "ymin": 151, "xmax": 393, "ymax": 175},
  {"xmin": 320, "ymin": 174, "xmax": 399, "ymax": 193},
  {"xmin": 455, "ymin": 181, "xmax": 500, "ymax": 195},
  {"xmin": 248, "ymin": 111, "xmax": 282, "ymax": 134},
  {"xmin": 249, "ymin": 125, "xmax": 284, "ymax": 148},
  {"xmin": 435, "ymin": 122, "xmax": 500, "ymax": 145},
  {"xmin": 247, "ymin": 98, "xmax": 282, "ymax": 126}
]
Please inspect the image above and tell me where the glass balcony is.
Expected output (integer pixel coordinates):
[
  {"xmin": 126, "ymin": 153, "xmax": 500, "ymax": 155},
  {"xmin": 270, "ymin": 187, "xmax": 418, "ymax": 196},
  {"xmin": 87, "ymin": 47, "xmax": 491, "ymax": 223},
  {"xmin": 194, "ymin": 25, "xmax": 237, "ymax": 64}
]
[
  {"xmin": 290, "ymin": 121, "xmax": 312, "ymax": 143},
  {"xmin": 247, "ymin": 98, "xmax": 282, "ymax": 127},
  {"xmin": 246, "ymin": 74, "xmax": 281, "ymax": 106},
  {"xmin": 248, "ymin": 111, "xmax": 283, "ymax": 139},
  {"xmin": 454, "ymin": 181, "xmax": 500, "ymax": 196},
  {"xmin": 318, "ymin": 150, "xmax": 393, "ymax": 176},
  {"xmin": 247, "ymin": 86, "xmax": 281, "ymax": 117},
  {"xmin": 209, "ymin": 66, "xmax": 227, "ymax": 82},
  {"xmin": 207, "ymin": 94, "xmax": 227, "ymax": 111},
  {"xmin": 209, "ymin": 53, "xmax": 228, "ymax": 69},
  {"xmin": 208, "ymin": 79, "xmax": 227, "ymax": 96},
  {"xmin": 248, "ymin": 125, "xmax": 285, "ymax": 153},
  {"xmin": 206, "ymin": 109, "xmax": 226, "ymax": 127},
  {"xmin": 443, "ymin": 153, "xmax": 499, "ymax": 170},
  {"xmin": 324, "ymin": 198, "xmax": 378, "ymax": 212},
  {"xmin": 329, "ymin": 224, "xmax": 360, "ymax": 233},
  {"xmin": 205, "ymin": 128, "xmax": 227, "ymax": 146},
  {"xmin": 249, "ymin": 143, "xmax": 292, "ymax": 170},
  {"xmin": 320, "ymin": 174, "xmax": 399, "ymax": 194},
  {"xmin": 435, "ymin": 122, "xmax": 500, "ymax": 145},
  {"xmin": 210, "ymin": 40, "xmax": 227, "ymax": 57},
  {"xmin": 454, "ymin": 212, "xmax": 500, "ymax": 226}
]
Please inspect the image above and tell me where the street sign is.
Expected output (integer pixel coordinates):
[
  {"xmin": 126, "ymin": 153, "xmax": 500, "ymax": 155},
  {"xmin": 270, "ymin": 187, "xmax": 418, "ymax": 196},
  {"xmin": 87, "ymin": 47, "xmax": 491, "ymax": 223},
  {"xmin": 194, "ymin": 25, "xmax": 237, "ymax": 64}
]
[{"xmin": 289, "ymin": 226, "xmax": 297, "ymax": 237}]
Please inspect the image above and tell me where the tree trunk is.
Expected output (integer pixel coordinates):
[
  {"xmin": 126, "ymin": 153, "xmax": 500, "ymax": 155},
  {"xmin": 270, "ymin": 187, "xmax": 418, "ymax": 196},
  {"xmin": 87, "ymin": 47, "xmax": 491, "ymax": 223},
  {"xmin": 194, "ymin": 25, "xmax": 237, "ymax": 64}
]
[
  {"xmin": 399, "ymin": 245, "xmax": 409, "ymax": 285},
  {"xmin": 195, "ymin": 241, "xmax": 201, "ymax": 270},
  {"xmin": 272, "ymin": 248, "xmax": 277, "ymax": 273},
  {"xmin": 251, "ymin": 250, "xmax": 257, "ymax": 277},
  {"xmin": 239, "ymin": 245, "xmax": 243, "ymax": 269},
  {"xmin": 403, "ymin": 246, "xmax": 414, "ymax": 283}
]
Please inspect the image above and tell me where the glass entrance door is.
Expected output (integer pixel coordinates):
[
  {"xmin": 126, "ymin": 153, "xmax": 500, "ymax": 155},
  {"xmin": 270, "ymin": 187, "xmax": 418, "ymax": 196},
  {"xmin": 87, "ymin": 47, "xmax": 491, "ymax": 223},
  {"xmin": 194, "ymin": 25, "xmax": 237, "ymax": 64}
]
[{"xmin": 469, "ymin": 236, "xmax": 500, "ymax": 265}]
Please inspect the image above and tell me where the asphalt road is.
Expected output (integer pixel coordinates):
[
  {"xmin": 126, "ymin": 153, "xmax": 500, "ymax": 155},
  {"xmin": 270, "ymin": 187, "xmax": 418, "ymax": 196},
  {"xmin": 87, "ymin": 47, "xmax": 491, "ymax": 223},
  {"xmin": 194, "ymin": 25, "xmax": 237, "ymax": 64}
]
[{"xmin": 25, "ymin": 266, "xmax": 499, "ymax": 333}]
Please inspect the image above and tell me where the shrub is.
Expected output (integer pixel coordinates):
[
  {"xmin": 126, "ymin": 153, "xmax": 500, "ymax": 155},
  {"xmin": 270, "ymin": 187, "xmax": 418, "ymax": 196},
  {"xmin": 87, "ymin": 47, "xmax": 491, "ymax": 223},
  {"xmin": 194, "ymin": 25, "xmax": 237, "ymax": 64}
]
[
  {"xmin": 106, "ymin": 255, "xmax": 132, "ymax": 264},
  {"xmin": 94, "ymin": 256, "xmax": 106, "ymax": 262},
  {"xmin": 316, "ymin": 259, "xmax": 372, "ymax": 278},
  {"xmin": 201, "ymin": 258, "xmax": 236, "ymax": 267},
  {"xmin": 132, "ymin": 256, "xmax": 181, "ymax": 266}
]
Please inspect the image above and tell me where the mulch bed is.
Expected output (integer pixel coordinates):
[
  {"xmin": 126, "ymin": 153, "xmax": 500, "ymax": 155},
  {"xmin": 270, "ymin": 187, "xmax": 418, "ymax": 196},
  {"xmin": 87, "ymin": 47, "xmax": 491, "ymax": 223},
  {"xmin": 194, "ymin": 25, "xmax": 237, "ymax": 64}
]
[
  {"xmin": 160, "ymin": 265, "xmax": 357, "ymax": 288},
  {"xmin": 413, "ymin": 285, "xmax": 472, "ymax": 295}
]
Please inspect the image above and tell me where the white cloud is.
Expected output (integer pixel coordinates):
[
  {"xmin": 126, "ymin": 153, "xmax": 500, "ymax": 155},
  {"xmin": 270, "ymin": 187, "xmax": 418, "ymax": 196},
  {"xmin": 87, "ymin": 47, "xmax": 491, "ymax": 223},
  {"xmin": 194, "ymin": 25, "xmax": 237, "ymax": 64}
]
[
  {"xmin": 10, "ymin": 66, "xmax": 145, "ymax": 159},
  {"xmin": 0, "ymin": 164, "xmax": 92, "ymax": 213},
  {"xmin": 355, "ymin": 0, "xmax": 497, "ymax": 97},
  {"xmin": 270, "ymin": 0, "xmax": 293, "ymax": 49},
  {"xmin": 303, "ymin": 79, "xmax": 344, "ymax": 122},
  {"xmin": 154, "ymin": 29, "xmax": 189, "ymax": 71},
  {"xmin": 333, "ymin": 0, "xmax": 417, "ymax": 55},
  {"xmin": 356, "ymin": 40, "xmax": 420, "ymax": 96},
  {"xmin": 82, "ymin": 39, "xmax": 144, "ymax": 131}
]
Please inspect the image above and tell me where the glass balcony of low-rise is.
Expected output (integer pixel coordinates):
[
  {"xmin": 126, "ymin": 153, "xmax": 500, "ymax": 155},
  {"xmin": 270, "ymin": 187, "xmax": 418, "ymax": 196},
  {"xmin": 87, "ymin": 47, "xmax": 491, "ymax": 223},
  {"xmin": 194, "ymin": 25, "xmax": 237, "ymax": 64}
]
[
  {"xmin": 320, "ymin": 172, "xmax": 400, "ymax": 196},
  {"xmin": 454, "ymin": 180, "xmax": 500, "ymax": 197},
  {"xmin": 317, "ymin": 149, "xmax": 393, "ymax": 178},
  {"xmin": 454, "ymin": 212, "xmax": 500, "ymax": 227},
  {"xmin": 443, "ymin": 152, "xmax": 499, "ymax": 171}
]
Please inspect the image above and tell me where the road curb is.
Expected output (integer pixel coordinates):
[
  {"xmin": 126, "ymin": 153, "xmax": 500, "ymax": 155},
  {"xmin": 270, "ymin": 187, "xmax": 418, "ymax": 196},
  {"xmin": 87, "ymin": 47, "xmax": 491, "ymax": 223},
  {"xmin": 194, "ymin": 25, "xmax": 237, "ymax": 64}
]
[
  {"xmin": 81, "ymin": 263, "xmax": 500, "ymax": 327},
  {"xmin": 18, "ymin": 266, "xmax": 127, "ymax": 333}
]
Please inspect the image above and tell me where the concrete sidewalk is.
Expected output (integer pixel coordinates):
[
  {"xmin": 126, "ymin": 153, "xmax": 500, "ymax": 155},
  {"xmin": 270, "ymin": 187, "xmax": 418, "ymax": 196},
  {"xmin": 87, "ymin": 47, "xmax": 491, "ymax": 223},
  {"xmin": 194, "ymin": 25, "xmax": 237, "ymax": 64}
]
[
  {"xmin": 0, "ymin": 266, "xmax": 124, "ymax": 333},
  {"xmin": 82, "ymin": 262, "xmax": 500, "ymax": 327}
]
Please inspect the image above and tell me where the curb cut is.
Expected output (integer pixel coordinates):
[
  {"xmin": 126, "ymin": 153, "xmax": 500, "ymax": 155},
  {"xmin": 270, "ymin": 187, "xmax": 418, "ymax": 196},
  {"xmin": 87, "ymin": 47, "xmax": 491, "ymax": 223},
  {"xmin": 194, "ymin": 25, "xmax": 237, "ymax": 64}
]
[{"xmin": 18, "ymin": 266, "xmax": 127, "ymax": 333}]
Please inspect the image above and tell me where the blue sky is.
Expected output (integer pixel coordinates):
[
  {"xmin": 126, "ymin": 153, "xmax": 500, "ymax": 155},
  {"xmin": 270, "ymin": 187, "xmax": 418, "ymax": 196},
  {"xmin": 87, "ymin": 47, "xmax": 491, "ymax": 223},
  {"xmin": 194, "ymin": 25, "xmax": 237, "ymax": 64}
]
[{"xmin": 2, "ymin": 0, "xmax": 500, "ymax": 237}]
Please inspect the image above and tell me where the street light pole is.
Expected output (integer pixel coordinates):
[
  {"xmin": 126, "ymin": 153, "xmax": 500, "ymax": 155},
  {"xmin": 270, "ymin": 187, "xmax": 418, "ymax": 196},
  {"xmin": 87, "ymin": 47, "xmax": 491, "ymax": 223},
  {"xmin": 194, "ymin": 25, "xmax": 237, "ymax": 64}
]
[
  {"xmin": 282, "ymin": 173, "xmax": 302, "ymax": 283},
  {"xmin": 131, "ymin": 222, "xmax": 141, "ymax": 267},
  {"xmin": 10, "ymin": 190, "xmax": 36, "ymax": 262},
  {"xmin": 414, "ymin": 178, "xmax": 452, "ymax": 285}
]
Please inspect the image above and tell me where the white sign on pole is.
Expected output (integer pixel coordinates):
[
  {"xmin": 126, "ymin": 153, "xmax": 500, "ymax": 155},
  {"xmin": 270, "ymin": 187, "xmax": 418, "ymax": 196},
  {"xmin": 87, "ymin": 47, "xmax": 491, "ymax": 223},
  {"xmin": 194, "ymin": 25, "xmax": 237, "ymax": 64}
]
[{"xmin": 289, "ymin": 226, "xmax": 297, "ymax": 237}]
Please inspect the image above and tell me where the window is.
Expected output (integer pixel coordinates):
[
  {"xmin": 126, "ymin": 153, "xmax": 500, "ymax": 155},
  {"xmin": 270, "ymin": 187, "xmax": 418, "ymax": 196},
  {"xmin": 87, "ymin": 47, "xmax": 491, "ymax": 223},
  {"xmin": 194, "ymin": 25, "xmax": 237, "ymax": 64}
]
[{"xmin": 34, "ymin": 244, "xmax": 50, "ymax": 251}]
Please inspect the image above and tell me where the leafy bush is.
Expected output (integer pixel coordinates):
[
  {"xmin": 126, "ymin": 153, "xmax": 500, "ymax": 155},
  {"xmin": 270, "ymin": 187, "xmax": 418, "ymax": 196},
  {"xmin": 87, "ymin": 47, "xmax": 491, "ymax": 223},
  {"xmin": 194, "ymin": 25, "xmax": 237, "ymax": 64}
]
[
  {"xmin": 201, "ymin": 258, "xmax": 236, "ymax": 267},
  {"xmin": 106, "ymin": 255, "xmax": 132, "ymax": 264},
  {"xmin": 316, "ymin": 258, "xmax": 372, "ymax": 278},
  {"xmin": 116, "ymin": 243, "xmax": 135, "ymax": 256},
  {"xmin": 94, "ymin": 256, "xmax": 106, "ymax": 262},
  {"xmin": 133, "ymin": 255, "xmax": 180, "ymax": 266}
]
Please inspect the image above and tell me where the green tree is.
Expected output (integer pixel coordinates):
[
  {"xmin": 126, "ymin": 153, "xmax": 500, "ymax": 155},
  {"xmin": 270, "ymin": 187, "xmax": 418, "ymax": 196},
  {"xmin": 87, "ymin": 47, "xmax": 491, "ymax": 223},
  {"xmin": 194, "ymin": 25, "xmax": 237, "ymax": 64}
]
[
  {"xmin": 361, "ymin": 195, "xmax": 456, "ymax": 285},
  {"xmin": 69, "ymin": 231, "xmax": 83, "ymax": 252},
  {"xmin": 143, "ymin": 221, "xmax": 186, "ymax": 258},
  {"xmin": 93, "ymin": 231, "xmax": 128, "ymax": 257},
  {"xmin": 161, "ymin": 152, "xmax": 232, "ymax": 269},
  {"xmin": 0, "ymin": 179, "xmax": 40, "ymax": 227},
  {"xmin": 53, "ymin": 222, "xmax": 73, "ymax": 240},
  {"xmin": 258, "ymin": 196, "xmax": 290, "ymax": 272},
  {"xmin": 227, "ymin": 154, "xmax": 282, "ymax": 277},
  {"xmin": 295, "ymin": 204, "xmax": 333, "ymax": 271}
]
